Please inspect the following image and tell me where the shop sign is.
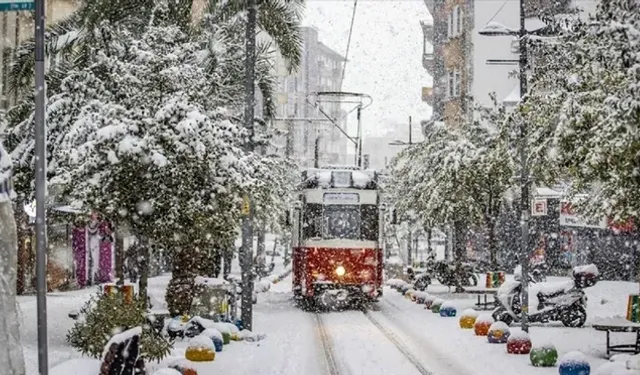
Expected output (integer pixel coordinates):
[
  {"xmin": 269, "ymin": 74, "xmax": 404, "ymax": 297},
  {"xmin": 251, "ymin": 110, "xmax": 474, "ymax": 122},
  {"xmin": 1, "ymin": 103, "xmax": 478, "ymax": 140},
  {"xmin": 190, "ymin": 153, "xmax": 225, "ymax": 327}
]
[
  {"xmin": 559, "ymin": 201, "xmax": 606, "ymax": 229},
  {"xmin": 531, "ymin": 199, "xmax": 547, "ymax": 216}
]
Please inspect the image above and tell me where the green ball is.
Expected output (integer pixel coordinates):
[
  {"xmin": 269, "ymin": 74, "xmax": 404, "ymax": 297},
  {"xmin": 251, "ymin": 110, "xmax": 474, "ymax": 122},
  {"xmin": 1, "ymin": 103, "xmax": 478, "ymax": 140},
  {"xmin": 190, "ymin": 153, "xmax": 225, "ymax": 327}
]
[
  {"xmin": 431, "ymin": 303, "xmax": 442, "ymax": 313},
  {"xmin": 222, "ymin": 332, "xmax": 231, "ymax": 345},
  {"xmin": 529, "ymin": 346, "xmax": 558, "ymax": 367}
]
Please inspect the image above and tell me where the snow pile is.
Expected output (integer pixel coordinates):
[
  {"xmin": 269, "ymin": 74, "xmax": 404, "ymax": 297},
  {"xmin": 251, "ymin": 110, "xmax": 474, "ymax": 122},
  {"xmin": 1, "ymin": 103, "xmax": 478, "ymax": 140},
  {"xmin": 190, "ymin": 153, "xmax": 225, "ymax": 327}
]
[
  {"xmin": 194, "ymin": 276, "xmax": 229, "ymax": 286},
  {"xmin": 240, "ymin": 329, "xmax": 266, "ymax": 342},
  {"xmin": 432, "ymin": 298, "xmax": 445, "ymax": 306},
  {"xmin": 386, "ymin": 279, "xmax": 405, "ymax": 287},
  {"xmin": 627, "ymin": 354, "xmax": 640, "ymax": 370},
  {"xmin": 212, "ymin": 322, "xmax": 232, "ymax": 335},
  {"xmin": 255, "ymin": 279, "xmax": 271, "ymax": 293},
  {"xmin": 101, "ymin": 326, "xmax": 142, "ymax": 359},
  {"xmin": 352, "ymin": 170, "xmax": 373, "ymax": 188},
  {"xmin": 574, "ymin": 264, "xmax": 599, "ymax": 276},
  {"xmin": 200, "ymin": 328, "xmax": 223, "ymax": 340},
  {"xmin": 595, "ymin": 362, "xmax": 627, "ymax": 375},
  {"xmin": 461, "ymin": 308, "xmax": 479, "ymax": 318},
  {"xmin": 50, "ymin": 359, "xmax": 101, "ymax": 375},
  {"xmin": 440, "ymin": 301, "xmax": 456, "ymax": 309},
  {"xmin": 152, "ymin": 369, "xmax": 182, "ymax": 375},
  {"xmin": 507, "ymin": 329, "xmax": 530, "ymax": 342},
  {"xmin": 386, "ymin": 256, "xmax": 403, "ymax": 265},
  {"xmin": 188, "ymin": 335, "xmax": 215, "ymax": 350},
  {"xmin": 488, "ymin": 321, "xmax": 510, "ymax": 333},
  {"xmin": 475, "ymin": 314, "xmax": 495, "ymax": 324},
  {"xmin": 559, "ymin": 351, "xmax": 589, "ymax": 366}
]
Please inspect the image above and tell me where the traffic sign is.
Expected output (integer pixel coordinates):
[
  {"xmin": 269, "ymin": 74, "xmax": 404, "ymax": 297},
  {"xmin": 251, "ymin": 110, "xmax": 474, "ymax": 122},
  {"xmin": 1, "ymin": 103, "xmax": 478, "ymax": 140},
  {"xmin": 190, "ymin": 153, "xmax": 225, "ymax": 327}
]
[{"xmin": 0, "ymin": 0, "xmax": 34, "ymax": 12}]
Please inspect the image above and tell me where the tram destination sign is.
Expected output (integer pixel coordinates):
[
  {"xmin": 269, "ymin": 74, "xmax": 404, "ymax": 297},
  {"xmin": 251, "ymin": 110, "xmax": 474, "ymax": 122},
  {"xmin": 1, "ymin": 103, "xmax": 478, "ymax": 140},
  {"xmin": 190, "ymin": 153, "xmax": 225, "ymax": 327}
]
[
  {"xmin": 323, "ymin": 192, "xmax": 359, "ymax": 204},
  {"xmin": 0, "ymin": 0, "xmax": 34, "ymax": 11}
]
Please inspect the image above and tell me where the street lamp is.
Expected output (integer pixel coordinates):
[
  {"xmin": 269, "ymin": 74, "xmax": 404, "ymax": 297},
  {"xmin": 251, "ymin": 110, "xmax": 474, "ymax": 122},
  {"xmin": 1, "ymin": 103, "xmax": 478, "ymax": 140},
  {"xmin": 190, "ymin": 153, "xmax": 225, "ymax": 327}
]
[{"xmin": 478, "ymin": 1, "xmax": 531, "ymax": 333}]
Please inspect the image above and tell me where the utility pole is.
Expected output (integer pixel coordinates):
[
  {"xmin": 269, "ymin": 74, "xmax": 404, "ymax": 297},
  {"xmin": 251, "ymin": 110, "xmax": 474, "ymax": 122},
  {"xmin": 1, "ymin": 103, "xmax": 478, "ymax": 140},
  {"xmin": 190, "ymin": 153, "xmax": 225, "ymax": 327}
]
[
  {"xmin": 356, "ymin": 105, "xmax": 362, "ymax": 167},
  {"xmin": 34, "ymin": 0, "xmax": 49, "ymax": 372},
  {"xmin": 517, "ymin": 0, "xmax": 530, "ymax": 334},
  {"xmin": 241, "ymin": 0, "xmax": 257, "ymax": 331}
]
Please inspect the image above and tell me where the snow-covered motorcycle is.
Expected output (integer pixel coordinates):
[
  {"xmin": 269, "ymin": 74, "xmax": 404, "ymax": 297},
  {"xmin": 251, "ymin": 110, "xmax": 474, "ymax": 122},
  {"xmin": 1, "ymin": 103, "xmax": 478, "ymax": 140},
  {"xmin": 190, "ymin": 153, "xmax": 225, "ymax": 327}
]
[{"xmin": 492, "ymin": 264, "xmax": 598, "ymax": 328}]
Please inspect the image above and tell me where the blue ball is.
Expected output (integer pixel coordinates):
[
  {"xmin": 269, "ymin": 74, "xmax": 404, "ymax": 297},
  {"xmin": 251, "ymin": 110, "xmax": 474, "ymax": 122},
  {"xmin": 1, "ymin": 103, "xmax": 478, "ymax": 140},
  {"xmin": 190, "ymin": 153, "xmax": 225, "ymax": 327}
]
[
  {"xmin": 235, "ymin": 319, "xmax": 244, "ymax": 331},
  {"xmin": 558, "ymin": 362, "xmax": 590, "ymax": 375},
  {"xmin": 439, "ymin": 306, "xmax": 457, "ymax": 317},
  {"xmin": 212, "ymin": 336, "xmax": 224, "ymax": 352}
]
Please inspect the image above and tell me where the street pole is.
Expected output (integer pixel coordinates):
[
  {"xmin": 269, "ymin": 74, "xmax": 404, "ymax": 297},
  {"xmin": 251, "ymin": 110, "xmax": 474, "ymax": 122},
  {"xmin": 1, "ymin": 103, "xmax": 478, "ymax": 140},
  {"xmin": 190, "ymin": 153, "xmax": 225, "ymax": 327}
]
[
  {"xmin": 408, "ymin": 116, "xmax": 412, "ymax": 145},
  {"xmin": 34, "ymin": 0, "xmax": 49, "ymax": 372},
  {"xmin": 407, "ymin": 227, "xmax": 412, "ymax": 267},
  {"xmin": 518, "ymin": 0, "xmax": 530, "ymax": 333},
  {"xmin": 241, "ymin": 0, "xmax": 257, "ymax": 331},
  {"xmin": 356, "ymin": 105, "xmax": 362, "ymax": 167}
]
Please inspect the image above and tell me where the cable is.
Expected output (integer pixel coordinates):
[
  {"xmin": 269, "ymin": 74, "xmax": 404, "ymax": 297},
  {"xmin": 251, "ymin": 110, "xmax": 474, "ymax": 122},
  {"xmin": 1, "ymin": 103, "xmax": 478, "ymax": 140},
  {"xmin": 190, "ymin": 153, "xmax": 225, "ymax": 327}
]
[
  {"xmin": 339, "ymin": 0, "xmax": 358, "ymax": 90},
  {"xmin": 487, "ymin": 0, "xmax": 508, "ymax": 24}
]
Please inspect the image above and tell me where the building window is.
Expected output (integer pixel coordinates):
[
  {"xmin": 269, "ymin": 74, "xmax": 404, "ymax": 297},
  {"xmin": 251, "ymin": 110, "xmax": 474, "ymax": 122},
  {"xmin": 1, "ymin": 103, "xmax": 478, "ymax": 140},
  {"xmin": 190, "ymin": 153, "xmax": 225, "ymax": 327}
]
[
  {"xmin": 452, "ymin": 6, "xmax": 458, "ymax": 36},
  {"xmin": 454, "ymin": 69, "xmax": 461, "ymax": 97},
  {"xmin": 456, "ymin": 6, "xmax": 463, "ymax": 35},
  {"xmin": 447, "ymin": 12, "xmax": 453, "ymax": 38},
  {"xmin": 448, "ymin": 70, "xmax": 454, "ymax": 98}
]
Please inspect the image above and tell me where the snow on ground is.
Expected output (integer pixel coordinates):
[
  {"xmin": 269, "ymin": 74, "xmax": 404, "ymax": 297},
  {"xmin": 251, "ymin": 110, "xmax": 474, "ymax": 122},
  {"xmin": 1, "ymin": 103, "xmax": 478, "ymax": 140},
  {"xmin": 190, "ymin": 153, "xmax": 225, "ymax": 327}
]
[{"xmin": 19, "ymin": 250, "xmax": 640, "ymax": 375}]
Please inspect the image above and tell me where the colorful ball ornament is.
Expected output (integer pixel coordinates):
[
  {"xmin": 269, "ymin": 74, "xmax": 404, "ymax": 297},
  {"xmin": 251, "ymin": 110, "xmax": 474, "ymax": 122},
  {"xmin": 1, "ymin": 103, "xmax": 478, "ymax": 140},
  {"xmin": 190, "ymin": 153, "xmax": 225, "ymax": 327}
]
[
  {"xmin": 459, "ymin": 309, "xmax": 479, "ymax": 329},
  {"xmin": 415, "ymin": 292, "xmax": 429, "ymax": 304},
  {"xmin": 185, "ymin": 336, "xmax": 216, "ymax": 362},
  {"xmin": 424, "ymin": 295, "xmax": 436, "ymax": 310},
  {"xmin": 506, "ymin": 330, "xmax": 532, "ymax": 354},
  {"xmin": 558, "ymin": 351, "xmax": 590, "ymax": 375},
  {"xmin": 487, "ymin": 321, "xmax": 510, "ymax": 344},
  {"xmin": 439, "ymin": 301, "xmax": 457, "ymax": 317},
  {"xmin": 474, "ymin": 314, "xmax": 495, "ymax": 336},
  {"xmin": 431, "ymin": 298, "xmax": 444, "ymax": 313},
  {"xmin": 529, "ymin": 344, "xmax": 558, "ymax": 367},
  {"xmin": 169, "ymin": 359, "xmax": 199, "ymax": 375}
]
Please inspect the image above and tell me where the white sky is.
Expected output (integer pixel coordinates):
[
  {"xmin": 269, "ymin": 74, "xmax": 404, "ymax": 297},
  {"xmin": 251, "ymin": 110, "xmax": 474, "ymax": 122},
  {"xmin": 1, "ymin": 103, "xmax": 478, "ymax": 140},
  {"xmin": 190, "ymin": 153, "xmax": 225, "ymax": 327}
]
[{"xmin": 303, "ymin": 0, "xmax": 433, "ymax": 138}]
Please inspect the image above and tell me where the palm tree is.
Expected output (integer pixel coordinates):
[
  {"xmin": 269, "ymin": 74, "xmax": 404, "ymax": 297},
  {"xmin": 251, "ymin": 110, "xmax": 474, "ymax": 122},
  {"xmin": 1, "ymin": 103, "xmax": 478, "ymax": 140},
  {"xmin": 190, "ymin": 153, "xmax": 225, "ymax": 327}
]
[{"xmin": 7, "ymin": 0, "xmax": 303, "ymax": 112}]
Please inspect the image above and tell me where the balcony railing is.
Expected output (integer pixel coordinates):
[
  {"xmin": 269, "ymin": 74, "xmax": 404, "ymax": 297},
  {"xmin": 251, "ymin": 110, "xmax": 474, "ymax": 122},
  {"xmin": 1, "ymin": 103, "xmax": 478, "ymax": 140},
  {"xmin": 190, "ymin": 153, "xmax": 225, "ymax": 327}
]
[
  {"xmin": 510, "ymin": 39, "xmax": 519, "ymax": 54},
  {"xmin": 422, "ymin": 52, "xmax": 434, "ymax": 72}
]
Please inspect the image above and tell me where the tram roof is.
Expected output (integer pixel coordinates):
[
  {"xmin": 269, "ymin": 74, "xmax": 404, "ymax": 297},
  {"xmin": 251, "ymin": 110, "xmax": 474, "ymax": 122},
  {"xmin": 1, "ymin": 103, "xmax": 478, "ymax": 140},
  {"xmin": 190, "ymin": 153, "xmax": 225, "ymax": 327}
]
[{"xmin": 300, "ymin": 168, "xmax": 378, "ymax": 190}]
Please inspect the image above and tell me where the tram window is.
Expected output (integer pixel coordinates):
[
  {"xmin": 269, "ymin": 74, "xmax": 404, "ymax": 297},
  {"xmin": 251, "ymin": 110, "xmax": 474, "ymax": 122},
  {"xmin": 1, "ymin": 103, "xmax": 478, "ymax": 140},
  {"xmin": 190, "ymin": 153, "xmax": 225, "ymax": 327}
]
[
  {"xmin": 303, "ymin": 204, "xmax": 323, "ymax": 239},
  {"xmin": 323, "ymin": 205, "xmax": 360, "ymax": 240},
  {"xmin": 361, "ymin": 205, "xmax": 379, "ymax": 241}
]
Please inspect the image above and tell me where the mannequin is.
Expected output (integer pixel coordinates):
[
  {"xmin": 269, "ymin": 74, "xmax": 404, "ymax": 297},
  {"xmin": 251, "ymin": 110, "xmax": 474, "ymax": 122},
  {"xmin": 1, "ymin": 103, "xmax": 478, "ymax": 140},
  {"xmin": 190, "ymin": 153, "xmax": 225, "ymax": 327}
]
[{"xmin": 0, "ymin": 139, "xmax": 25, "ymax": 375}]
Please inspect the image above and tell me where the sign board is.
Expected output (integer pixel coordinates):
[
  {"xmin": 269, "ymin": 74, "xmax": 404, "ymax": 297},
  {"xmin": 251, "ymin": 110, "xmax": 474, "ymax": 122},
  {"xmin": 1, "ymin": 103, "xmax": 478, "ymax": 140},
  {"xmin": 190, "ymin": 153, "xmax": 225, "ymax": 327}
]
[
  {"xmin": 241, "ymin": 195, "xmax": 250, "ymax": 216},
  {"xmin": 0, "ymin": 0, "xmax": 34, "ymax": 11},
  {"xmin": 559, "ymin": 201, "xmax": 606, "ymax": 229},
  {"xmin": 323, "ymin": 193, "xmax": 359, "ymax": 204},
  {"xmin": 531, "ymin": 199, "xmax": 547, "ymax": 216}
]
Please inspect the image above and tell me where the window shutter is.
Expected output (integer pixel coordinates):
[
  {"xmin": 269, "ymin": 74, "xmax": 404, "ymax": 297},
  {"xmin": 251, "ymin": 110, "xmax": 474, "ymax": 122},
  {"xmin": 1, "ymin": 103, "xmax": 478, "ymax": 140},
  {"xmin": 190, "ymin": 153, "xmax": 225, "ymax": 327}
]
[
  {"xmin": 452, "ymin": 7, "xmax": 458, "ymax": 36},
  {"xmin": 457, "ymin": 6, "xmax": 463, "ymax": 35},
  {"xmin": 448, "ymin": 70, "xmax": 455, "ymax": 98},
  {"xmin": 454, "ymin": 69, "xmax": 461, "ymax": 97},
  {"xmin": 447, "ymin": 13, "xmax": 453, "ymax": 38}
]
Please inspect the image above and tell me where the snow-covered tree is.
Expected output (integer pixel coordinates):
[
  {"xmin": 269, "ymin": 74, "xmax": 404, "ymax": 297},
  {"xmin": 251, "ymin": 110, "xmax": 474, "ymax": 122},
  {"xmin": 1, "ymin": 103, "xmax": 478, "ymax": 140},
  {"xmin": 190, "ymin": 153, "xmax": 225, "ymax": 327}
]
[
  {"xmin": 526, "ymin": 0, "xmax": 640, "ymax": 221},
  {"xmin": 0, "ymin": 138, "xmax": 25, "ymax": 375}
]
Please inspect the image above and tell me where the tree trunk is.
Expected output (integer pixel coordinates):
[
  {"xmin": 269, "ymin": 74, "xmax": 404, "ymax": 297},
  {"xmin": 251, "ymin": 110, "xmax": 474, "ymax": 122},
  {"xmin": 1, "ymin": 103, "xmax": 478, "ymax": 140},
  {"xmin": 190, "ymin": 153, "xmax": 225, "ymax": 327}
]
[
  {"xmin": 453, "ymin": 220, "xmax": 467, "ymax": 293},
  {"xmin": 223, "ymin": 247, "xmax": 233, "ymax": 279},
  {"xmin": 0, "ymin": 200, "xmax": 26, "ymax": 374},
  {"xmin": 487, "ymin": 215, "xmax": 498, "ymax": 270},
  {"xmin": 115, "ymin": 229, "xmax": 125, "ymax": 286},
  {"xmin": 256, "ymin": 224, "xmax": 266, "ymax": 277},
  {"xmin": 14, "ymin": 204, "xmax": 28, "ymax": 295},
  {"xmin": 166, "ymin": 247, "xmax": 196, "ymax": 316},
  {"xmin": 138, "ymin": 237, "xmax": 149, "ymax": 303}
]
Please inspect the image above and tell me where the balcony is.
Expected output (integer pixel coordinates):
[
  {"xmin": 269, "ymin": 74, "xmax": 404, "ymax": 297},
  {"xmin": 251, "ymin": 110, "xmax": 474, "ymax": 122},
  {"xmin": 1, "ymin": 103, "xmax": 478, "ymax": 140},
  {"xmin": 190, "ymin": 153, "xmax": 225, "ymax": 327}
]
[
  {"xmin": 422, "ymin": 52, "xmax": 434, "ymax": 72},
  {"xmin": 420, "ymin": 20, "xmax": 433, "ymax": 43},
  {"xmin": 421, "ymin": 87, "xmax": 433, "ymax": 106}
]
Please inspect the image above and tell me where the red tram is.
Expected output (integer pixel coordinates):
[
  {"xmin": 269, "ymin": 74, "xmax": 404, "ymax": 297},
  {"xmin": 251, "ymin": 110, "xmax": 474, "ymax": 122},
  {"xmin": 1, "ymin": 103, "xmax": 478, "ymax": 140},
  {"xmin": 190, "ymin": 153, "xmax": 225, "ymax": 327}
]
[{"xmin": 290, "ymin": 167, "xmax": 385, "ymax": 307}]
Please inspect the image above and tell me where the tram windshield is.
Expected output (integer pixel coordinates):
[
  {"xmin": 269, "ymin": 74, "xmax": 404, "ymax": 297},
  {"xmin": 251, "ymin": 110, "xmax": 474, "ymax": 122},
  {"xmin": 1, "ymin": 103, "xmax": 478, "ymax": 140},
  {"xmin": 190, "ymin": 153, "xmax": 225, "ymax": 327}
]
[{"xmin": 302, "ymin": 203, "xmax": 379, "ymax": 241}]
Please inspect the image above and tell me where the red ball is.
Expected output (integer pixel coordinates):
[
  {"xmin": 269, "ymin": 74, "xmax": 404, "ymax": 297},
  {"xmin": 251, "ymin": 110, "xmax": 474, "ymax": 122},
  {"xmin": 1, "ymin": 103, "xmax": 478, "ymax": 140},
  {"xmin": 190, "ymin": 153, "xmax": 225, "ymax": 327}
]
[{"xmin": 507, "ymin": 337, "xmax": 532, "ymax": 354}]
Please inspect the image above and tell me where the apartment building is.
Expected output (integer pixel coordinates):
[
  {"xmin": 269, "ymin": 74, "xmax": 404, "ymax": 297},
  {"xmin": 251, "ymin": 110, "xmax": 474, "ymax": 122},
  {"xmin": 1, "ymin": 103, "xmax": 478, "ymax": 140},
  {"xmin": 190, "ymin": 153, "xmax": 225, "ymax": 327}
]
[
  {"xmin": 421, "ymin": 0, "xmax": 582, "ymax": 129},
  {"xmin": 272, "ymin": 27, "xmax": 348, "ymax": 168}
]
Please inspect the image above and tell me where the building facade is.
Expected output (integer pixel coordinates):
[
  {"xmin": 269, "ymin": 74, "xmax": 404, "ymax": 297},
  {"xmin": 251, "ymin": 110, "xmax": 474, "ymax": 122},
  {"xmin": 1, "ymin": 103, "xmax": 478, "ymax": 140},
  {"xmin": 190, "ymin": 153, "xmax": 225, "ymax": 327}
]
[
  {"xmin": 421, "ymin": 0, "xmax": 583, "ymax": 130},
  {"xmin": 272, "ymin": 27, "xmax": 348, "ymax": 168}
]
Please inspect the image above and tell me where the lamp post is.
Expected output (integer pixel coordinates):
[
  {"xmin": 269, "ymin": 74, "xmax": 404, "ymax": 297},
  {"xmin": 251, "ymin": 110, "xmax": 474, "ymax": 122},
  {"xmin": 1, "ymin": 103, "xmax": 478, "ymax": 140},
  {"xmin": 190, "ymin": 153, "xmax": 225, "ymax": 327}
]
[{"xmin": 478, "ymin": 0, "xmax": 530, "ymax": 332}]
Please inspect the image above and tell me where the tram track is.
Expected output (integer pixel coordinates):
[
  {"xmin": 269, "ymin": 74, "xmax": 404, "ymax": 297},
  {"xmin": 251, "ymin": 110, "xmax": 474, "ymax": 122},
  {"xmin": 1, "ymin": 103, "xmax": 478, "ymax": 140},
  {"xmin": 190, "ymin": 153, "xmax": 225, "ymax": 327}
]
[
  {"xmin": 361, "ymin": 308, "xmax": 434, "ymax": 375},
  {"xmin": 315, "ymin": 312, "xmax": 344, "ymax": 375},
  {"xmin": 314, "ymin": 307, "xmax": 433, "ymax": 375}
]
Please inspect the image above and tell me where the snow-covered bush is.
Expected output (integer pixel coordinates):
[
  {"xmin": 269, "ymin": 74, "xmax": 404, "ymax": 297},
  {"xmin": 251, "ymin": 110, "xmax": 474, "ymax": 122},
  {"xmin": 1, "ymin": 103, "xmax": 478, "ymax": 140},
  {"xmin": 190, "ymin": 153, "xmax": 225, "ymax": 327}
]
[{"xmin": 66, "ymin": 288, "xmax": 172, "ymax": 361}]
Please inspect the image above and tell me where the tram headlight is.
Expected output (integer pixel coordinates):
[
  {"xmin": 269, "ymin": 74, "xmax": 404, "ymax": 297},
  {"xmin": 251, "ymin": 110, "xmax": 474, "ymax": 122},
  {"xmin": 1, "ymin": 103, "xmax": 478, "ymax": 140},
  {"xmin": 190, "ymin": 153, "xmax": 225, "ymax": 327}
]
[{"xmin": 335, "ymin": 265, "xmax": 346, "ymax": 277}]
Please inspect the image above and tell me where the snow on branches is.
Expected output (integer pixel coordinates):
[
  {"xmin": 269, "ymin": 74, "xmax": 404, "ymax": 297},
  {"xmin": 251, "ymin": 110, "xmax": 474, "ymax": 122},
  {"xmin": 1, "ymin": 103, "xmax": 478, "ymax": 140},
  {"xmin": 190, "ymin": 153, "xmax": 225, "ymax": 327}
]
[{"xmin": 526, "ymin": 0, "xmax": 640, "ymax": 221}]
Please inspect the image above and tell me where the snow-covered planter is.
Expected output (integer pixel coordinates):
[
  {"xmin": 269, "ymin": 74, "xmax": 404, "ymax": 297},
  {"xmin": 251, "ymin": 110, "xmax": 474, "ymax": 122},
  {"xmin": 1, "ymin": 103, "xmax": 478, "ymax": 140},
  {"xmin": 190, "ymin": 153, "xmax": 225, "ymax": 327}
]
[
  {"xmin": 199, "ymin": 329, "xmax": 224, "ymax": 352},
  {"xmin": 627, "ymin": 354, "xmax": 640, "ymax": 371},
  {"xmin": 529, "ymin": 342, "xmax": 558, "ymax": 367},
  {"xmin": 558, "ymin": 351, "xmax": 590, "ymax": 375},
  {"xmin": 431, "ymin": 298, "xmax": 445, "ymax": 313},
  {"xmin": 153, "ymin": 369, "xmax": 183, "ymax": 375},
  {"xmin": 185, "ymin": 336, "xmax": 216, "ymax": 362},
  {"xmin": 415, "ymin": 291, "xmax": 429, "ymax": 304},
  {"xmin": 240, "ymin": 329, "xmax": 267, "ymax": 342},
  {"xmin": 628, "ymin": 295, "xmax": 640, "ymax": 323},
  {"xmin": 405, "ymin": 288, "xmax": 417, "ymax": 301},
  {"xmin": 439, "ymin": 301, "xmax": 457, "ymax": 317},
  {"xmin": 485, "ymin": 271, "xmax": 505, "ymax": 288},
  {"xmin": 168, "ymin": 359, "xmax": 199, "ymax": 375},
  {"xmin": 254, "ymin": 279, "xmax": 271, "ymax": 293},
  {"xmin": 474, "ymin": 314, "xmax": 494, "ymax": 336},
  {"xmin": 487, "ymin": 322, "xmax": 510, "ymax": 344},
  {"xmin": 506, "ymin": 330, "xmax": 531, "ymax": 354},
  {"xmin": 459, "ymin": 309, "xmax": 478, "ymax": 329}
]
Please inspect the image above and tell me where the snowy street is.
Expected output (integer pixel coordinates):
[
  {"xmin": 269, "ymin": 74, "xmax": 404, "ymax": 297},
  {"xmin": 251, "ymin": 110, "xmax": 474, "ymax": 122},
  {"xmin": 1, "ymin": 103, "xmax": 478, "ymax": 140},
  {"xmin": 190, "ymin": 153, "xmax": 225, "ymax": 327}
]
[{"xmin": 18, "ymin": 254, "xmax": 640, "ymax": 375}]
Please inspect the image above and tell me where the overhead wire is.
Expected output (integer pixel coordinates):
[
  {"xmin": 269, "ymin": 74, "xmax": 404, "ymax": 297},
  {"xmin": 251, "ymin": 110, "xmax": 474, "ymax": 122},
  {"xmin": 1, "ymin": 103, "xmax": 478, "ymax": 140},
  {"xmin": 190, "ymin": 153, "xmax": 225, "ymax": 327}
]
[{"xmin": 339, "ymin": 0, "xmax": 358, "ymax": 91}]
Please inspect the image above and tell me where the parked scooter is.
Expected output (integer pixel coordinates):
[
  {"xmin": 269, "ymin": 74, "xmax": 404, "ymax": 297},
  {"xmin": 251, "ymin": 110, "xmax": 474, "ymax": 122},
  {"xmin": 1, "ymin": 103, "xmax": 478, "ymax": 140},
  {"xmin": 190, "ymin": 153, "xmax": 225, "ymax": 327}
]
[{"xmin": 492, "ymin": 264, "xmax": 598, "ymax": 327}]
